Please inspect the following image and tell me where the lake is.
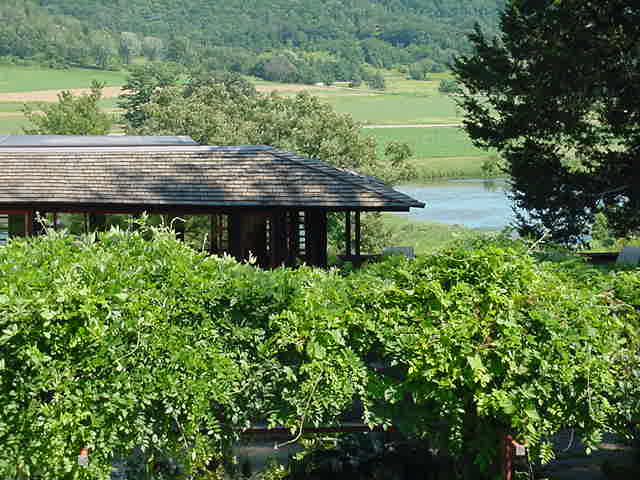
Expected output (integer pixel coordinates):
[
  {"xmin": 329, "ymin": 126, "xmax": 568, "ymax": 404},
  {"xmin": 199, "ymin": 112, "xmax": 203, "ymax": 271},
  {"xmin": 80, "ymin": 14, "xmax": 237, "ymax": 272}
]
[{"xmin": 395, "ymin": 179, "xmax": 515, "ymax": 231}]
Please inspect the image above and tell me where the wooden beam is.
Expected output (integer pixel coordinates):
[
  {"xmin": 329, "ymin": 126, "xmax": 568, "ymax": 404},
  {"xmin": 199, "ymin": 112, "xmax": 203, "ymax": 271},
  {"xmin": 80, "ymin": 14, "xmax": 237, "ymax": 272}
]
[{"xmin": 0, "ymin": 210, "xmax": 31, "ymax": 215}]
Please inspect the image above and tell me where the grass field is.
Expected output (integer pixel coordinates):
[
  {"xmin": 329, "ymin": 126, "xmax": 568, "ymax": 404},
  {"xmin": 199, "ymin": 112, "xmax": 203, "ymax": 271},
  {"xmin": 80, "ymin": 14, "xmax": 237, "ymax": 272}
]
[
  {"xmin": 364, "ymin": 126, "xmax": 495, "ymax": 180},
  {"xmin": 382, "ymin": 213, "xmax": 478, "ymax": 255},
  {"xmin": 365, "ymin": 126, "xmax": 486, "ymax": 158},
  {"xmin": 0, "ymin": 66, "xmax": 486, "ymax": 182},
  {"xmin": 0, "ymin": 66, "xmax": 127, "ymax": 93},
  {"xmin": 0, "ymin": 102, "xmax": 33, "ymax": 113},
  {"xmin": 0, "ymin": 65, "xmax": 128, "ymax": 133},
  {"xmin": 0, "ymin": 116, "xmax": 29, "ymax": 133},
  {"xmin": 326, "ymin": 93, "xmax": 461, "ymax": 125}
]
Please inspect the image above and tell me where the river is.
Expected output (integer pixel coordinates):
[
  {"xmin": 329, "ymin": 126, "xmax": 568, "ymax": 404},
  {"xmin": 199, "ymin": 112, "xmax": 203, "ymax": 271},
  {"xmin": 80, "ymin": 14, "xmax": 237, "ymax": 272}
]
[{"xmin": 395, "ymin": 179, "xmax": 515, "ymax": 231}]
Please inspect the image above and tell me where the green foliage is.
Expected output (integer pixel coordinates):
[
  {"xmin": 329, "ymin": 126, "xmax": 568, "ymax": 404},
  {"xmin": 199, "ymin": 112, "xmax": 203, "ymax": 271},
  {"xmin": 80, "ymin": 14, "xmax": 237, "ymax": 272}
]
[
  {"xmin": 438, "ymin": 79, "xmax": 460, "ymax": 94},
  {"xmin": 22, "ymin": 81, "xmax": 114, "ymax": 135},
  {"xmin": 118, "ymin": 62, "xmax": 184, "ymax": 129},
  {"xmin": 0, "ymin": 0, "xmax": 123, "ymax": 69},
  {"xmin": 1, "ymin": 228, "xmax": 638, "ymax": 479},
  {"xmin": 0, "ymin": 227, "xmax": 244, "ymax": 478},
  {"xmin": 364, "ymin": 71, "xmax": 386, "ymax": 90},
  {"xmin": 453, "ymin": 1, "xmax": 640, "ymax": 243},
  {"xmin": 35, "ymin": 0, "xmax": 504, "ymax": 73},
  {"xmin": 590, "ymin": 212, "xmax": 616, "ymax": 250},
  {"xmin": 407, "ymin": 59, "xmax": 436, "ymax": 81},
  {"xmin": 355, "ymin": 238, "xmax": 640, "ymax": 475},
  {"xmin": 126, "ymin": 77, "xmax": 412, "ymax": 183}
]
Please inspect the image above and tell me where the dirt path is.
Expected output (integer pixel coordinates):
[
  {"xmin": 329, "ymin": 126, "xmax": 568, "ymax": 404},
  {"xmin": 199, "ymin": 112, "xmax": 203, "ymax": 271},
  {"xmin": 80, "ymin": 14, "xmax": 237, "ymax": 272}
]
[
  {"xmin": 0, "ymin": 84, "xmax": 370, "ymax": 103},
  {"xmin": 0, "ymin": 86, "xmax": 124, "ymax": 103},
  {"xmin": 362, "ymin": 123, "xmax": 461, "ymax": 129}
]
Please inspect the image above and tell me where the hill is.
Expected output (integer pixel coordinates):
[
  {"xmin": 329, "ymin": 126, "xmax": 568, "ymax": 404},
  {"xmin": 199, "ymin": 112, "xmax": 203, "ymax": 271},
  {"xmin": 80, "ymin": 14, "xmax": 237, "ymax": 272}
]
[{"xmin": 0, "ymin": 1, "xmax": 504, "ymax": 82}]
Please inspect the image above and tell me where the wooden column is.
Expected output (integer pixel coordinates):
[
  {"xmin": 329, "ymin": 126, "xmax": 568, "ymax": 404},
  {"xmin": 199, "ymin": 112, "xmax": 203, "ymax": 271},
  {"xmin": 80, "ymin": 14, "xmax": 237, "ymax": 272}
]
[
  {"xmin": 306, "ymin": 210, "xmax": 328, "ymax": 268},
  {"xmin": 355, "ymin": 211, "xmax": 361, "ymax": 257},
  {"xmin": 88, "ymin": 214, "xmax": 107, "ymax": 232},
  {"xmin": 209, "ymin": 215, "xmax": 215, "ymax": 253},
  {"xmin": 345, "ymin": 211, "xmax": 352, "ymax": 257},
  {"xmin": 25, "ymin": 211, "xmax": 34, "ymax": 236},
  {"xmin": 228, "ymin": 213, "xmax": 243, "ymax": 261},
  {"xmin": 269, "ymin": 210, "xmax": 287, "ymax": 267},
  {"xmin": 174, "ymin": 219, "xmax": 185, "ymax": 241}
]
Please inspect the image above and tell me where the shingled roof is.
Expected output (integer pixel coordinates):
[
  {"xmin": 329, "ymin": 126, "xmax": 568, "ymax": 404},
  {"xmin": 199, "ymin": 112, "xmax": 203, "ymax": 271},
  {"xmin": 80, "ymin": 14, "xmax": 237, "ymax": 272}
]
[{"xmin": 0, "ymin": 144, "xmax": 424, "ymax": 211}]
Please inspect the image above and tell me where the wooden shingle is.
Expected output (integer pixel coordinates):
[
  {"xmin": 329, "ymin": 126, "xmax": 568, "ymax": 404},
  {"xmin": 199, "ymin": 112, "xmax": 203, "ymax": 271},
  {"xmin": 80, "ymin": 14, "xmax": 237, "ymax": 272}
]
[{"xmin": 0, "ymin": 144, "xmax": 424, "ymax": 211}]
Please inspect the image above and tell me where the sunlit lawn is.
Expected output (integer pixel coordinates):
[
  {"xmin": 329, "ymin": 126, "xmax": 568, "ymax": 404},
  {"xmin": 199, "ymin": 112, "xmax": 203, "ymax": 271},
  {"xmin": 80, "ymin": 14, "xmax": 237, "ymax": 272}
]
[{"xmin": 0, "ymin": 66, "xmax": 127, "ymax": 93}]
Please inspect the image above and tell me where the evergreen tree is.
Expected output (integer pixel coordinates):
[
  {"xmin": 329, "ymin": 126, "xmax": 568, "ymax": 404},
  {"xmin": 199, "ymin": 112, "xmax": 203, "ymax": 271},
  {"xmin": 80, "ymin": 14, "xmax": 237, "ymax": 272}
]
[{"xmin": 454, "ymin": 0, "xmax": 640, "ymax": 243}]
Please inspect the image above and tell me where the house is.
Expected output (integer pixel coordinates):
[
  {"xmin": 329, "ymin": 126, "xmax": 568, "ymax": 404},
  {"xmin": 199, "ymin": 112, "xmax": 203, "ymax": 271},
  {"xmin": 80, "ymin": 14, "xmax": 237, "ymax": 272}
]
[{"xmin": 0, "ymin": 135, "xmax": 424, "ymax": 267}]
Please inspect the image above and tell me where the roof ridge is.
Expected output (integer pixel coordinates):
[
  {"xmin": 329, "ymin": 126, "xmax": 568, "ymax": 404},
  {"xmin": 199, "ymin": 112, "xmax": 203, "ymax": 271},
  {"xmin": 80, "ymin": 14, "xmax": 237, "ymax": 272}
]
[{"xmin": 268, "ymin": 148, "xmax": 404, "ymax": 204}]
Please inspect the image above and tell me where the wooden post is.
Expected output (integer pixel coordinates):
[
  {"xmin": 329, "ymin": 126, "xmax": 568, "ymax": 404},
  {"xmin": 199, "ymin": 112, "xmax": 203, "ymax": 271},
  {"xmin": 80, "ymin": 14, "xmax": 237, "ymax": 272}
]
[
  {"xmin": 210, "ymin": 215, "xmax": 215, "ymax": 253},
  {"xmin": 25, "ymin": 211, "xmax": 34, "ymax": 237},
  {"xmin": 306, "ymin": 210, "xmax": 327, "ymax": 268},
  {"xmin": 317, "ymin": 211, "xmax": 327, "ymax": 268},
  {"xmin": 88, "ymin": 214, "xmax": 107, "ymax": 232},
  {"xmin": 269, "ymin": 210, "xmax": 287, "ymax": 267},
  {"xmin": 501, "ymin": 435, "xmax": 513, "ymax": 480},
  {"xmin": 355, "ymin": 211, "xmax": 361, "ymax": 257},
  {"xmin": 174, "ymin": 218, "xmax": 185, "ymax": 241},
  {"xmin": 345, "ymin": 211, "xmax": 352, "ymax": 257}
]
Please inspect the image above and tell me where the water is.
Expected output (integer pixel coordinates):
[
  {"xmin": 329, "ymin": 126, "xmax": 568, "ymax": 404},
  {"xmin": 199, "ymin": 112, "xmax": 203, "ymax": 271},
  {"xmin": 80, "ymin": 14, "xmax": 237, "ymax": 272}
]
[{"xmin": 395, "ymin": 179, "xmax": 514, "ymax": 231}]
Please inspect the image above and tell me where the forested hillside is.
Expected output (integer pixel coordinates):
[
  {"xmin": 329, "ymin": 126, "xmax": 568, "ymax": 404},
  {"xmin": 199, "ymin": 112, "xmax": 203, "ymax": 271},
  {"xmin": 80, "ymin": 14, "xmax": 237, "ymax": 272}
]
[
  {"xmin": 3, "ymin": 0, "xmax": 505, "ymax": 83},
  {"xmin": 0, "ymin": 0, "xmax": 120, "ymax": 69}
]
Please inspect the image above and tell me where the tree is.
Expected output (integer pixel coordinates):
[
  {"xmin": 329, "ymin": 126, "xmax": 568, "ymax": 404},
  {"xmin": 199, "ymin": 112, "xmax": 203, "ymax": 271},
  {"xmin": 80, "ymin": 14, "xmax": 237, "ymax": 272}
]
[
  {"xmin": 22, "ymin": 81, "xmax": 113, "ymax": 135},
  {"xmin": 126, "ymin": 78, "xmax": 408, "ymax": 182},
  {"xmin": 165, "ymin": 35, "xmax": 192, "ymax": 63},
  {"xmin": 254, "ymin": 54, "xmax": 300, "ymax": 83},
  {"xmin": 453, "ymin": 0, "xmax": 640, "ymax": 243},
  {"xmin": 365, "ymin": 70, "xmax": 386, "ymax": 90},
  {"xmin": 122, "ymin": 75, "xmax": 414, "ymax": 252},
  {"xmin": 91, "ymin": 30, "xmax": 118, "ymax": 70},
  {"xmin": 438, "ymin": 78, "xmax": 460, "ymax": 94},
  {"xmin": 118, "ymin": 62, "xmax": 183, "ymax": 129},
  {"xmin": 119, "ymin": 31, "xmax": 141, "ymax": 65}
]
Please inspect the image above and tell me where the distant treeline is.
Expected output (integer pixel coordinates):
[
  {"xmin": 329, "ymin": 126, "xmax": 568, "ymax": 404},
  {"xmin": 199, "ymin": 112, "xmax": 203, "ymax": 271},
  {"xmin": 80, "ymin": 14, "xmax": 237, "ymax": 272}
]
[{"xmin": 3, "ymin": 0, "xmax": 504, "ymax": 83}]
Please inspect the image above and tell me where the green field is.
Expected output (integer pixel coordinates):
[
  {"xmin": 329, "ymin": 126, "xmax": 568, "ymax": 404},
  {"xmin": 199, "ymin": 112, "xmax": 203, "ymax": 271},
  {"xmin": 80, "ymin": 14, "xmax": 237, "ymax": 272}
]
[
  {"xmin": 0, "ymin": 116, "xmax": 28, "ymax": 133},
  {"xmin": 365, "ymin": 126, "xmax": 487, "ymax": 158},
  {"xmin": 0, "ymin": 66, "xmax": 128, "ymax": 133},
  {"xmin": 323, "ymin": 71, "xmax": 460, "ymax": 125},
  {"xmin": 0, "ymin": 102, "xmax": 33, "ymax": 113},
  {"xmin": 325, "ymin": 93, "xmax": 461, "ymax": 125},
  {"xmin": 0, "ymin": 67, "xmax": 486, "ymax": 183},
  {"xmin": 0, "ymin": 66, "xmax": 127, "ymax": 93},
  {"xmin": 364, "ymin": 126, "xmax": 495, "ymax": 180},
  {"xmin": 382, "ymin": 213, "xmax": 478, "ymax": 255}
]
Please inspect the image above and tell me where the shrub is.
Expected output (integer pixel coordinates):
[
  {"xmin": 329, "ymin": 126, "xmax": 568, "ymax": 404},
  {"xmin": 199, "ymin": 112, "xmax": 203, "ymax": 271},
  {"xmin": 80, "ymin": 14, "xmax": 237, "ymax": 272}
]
[{"xmin": 0, "ymin": 229, "xmax": 637, "ymax": 479}]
